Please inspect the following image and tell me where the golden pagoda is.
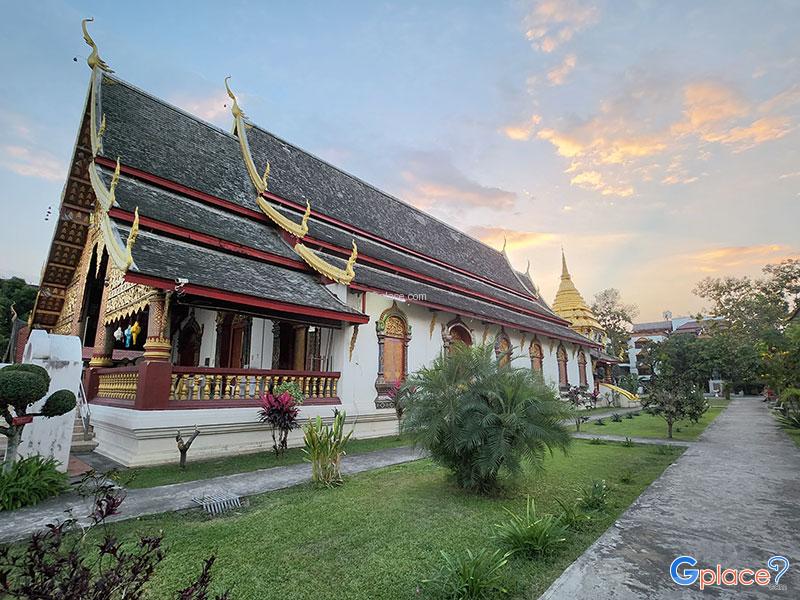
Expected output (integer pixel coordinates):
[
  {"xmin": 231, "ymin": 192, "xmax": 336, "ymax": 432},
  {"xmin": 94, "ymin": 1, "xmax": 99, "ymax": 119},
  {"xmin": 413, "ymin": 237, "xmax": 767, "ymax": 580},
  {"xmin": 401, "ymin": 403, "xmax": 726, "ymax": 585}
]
[{"xmin": 552, "ymin": 250, "xmax": 606, "ymax": 344}]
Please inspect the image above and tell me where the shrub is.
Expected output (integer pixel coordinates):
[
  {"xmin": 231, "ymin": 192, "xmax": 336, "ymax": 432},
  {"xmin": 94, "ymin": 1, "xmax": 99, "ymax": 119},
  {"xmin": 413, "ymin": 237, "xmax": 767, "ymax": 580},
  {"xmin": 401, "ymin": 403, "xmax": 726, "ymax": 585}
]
[
  {"xmin": 642, "ymin": 382, "xmax": 708, "ymax": 438},
  {"xmin": 423, "ymin": 548, "xmax": 510, "ymax": 599},
  {"xmin": 587, "ymin": 437, "xmax": 606, "ymax": 445},
  {"xmin": 576, "ymin": 479, "xmax": 609, "ymax": 512},
  {"xmin": 0, "ymin": 472, "xmax": 228, "ymax": 599},
  {"xmin": 622, "ymin": 437, "xmax": 635, "ymax": 447},
  {"xmin": 595, "ymin": 418, "xmax": 606, "ymax": 426},
  {"xmin": 554, "ymin": 497, "xmax": 591, "ymax": 531},
  {"xmin": 272, "ymin": 380, "xmax": 306, "ymax": 405},
  {"xmin": 776, "ymin": 388, "xmax": 800, "ymax": 429},
  {"xmin": 625, "ymin": 412, "xmax": 634, "ymax": 419},
  {"xmin": 401, "ymin": 344, "xmax": 571, "ymax": 493},
  {"xmin": 0, "ymin": 364, "xmax": 76, "ymax": 473},
  {"xmin": 258, "ymin": 391, "xmax": 300, "ymax": 457},
  {"xmin": 493, "ymin": 497, "xmax": 568, "ymax": 556},
  {"xmin": 618, "ymin": 468, "xmax": 634, "ymax": 484},
  {"xmin": 303, "ymin": 411, "xmax": 353, "ymax": 487},
  {"xmin": 611, "ymin": 413, "xmax": 623, "ymax": 423},
  {"xmin": 0, "ymin": 456, "xmax": 67, "ymax": 511}
]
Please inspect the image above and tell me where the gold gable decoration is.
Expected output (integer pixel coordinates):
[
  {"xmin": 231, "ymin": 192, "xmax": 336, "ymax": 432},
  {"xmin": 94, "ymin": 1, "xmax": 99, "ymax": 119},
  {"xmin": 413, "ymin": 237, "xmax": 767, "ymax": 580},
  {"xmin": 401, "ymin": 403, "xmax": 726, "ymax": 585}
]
[
  {"xmin": 82, "ymin": 18, "xmax": 113, "ymax": 73},
  {"xmin": 294, "ymin": 241, "xmax": 357, "ymax": 286},
  {"xmin": 225, "ymin": 77, "xmax": 359, "ymax": 285}
]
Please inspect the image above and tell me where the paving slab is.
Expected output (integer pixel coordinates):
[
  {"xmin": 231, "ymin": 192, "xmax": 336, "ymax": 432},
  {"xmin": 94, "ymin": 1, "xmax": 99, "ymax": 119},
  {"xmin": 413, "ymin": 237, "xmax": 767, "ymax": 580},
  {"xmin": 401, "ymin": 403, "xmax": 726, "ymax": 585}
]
[
  {"xmin": 540, "ymin": 398, "xmax": 800, "ymax": 599},
  {"xmin": 0, "ymin": 445, "xmax": 424, "ymax": 543}
]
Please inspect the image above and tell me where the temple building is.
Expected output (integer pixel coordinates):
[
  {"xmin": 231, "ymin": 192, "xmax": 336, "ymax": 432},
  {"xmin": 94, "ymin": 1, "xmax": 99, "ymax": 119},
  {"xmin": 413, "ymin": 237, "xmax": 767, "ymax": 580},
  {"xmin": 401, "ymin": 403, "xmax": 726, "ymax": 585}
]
[
  {"xmin": 28, "ymin": 22, "xmax": 603, "ymax": 466},
  {"xmin": 552, "ymin": 251, "xmax": 618, "ymax": 390}
]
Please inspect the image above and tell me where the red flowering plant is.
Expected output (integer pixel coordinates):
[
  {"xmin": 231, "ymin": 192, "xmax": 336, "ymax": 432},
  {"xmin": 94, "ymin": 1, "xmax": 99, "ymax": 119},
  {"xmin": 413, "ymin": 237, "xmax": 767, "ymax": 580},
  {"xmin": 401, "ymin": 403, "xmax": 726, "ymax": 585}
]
[{"xmin": 258, "ymin": 391, "xmax": 300, "ymax": 457}]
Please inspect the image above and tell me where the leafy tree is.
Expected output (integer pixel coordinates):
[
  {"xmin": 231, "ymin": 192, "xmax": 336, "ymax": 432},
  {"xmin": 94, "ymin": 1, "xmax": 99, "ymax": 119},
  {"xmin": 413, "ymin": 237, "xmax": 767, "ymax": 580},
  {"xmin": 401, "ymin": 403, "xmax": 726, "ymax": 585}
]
[
  {"xmin": 0, "ymin": 364, "xmax": 76, "ymax": 473},
  {"xmin": 0, "ymin": 277, "xmax": 38, "ymax": 356},
  {"xmin": 760, "ymin": 323, "xmax": 800, "ymax": 393},
  {"xmin": 642, "ymin": 381, "xmax": 708, "ymax": 439},
  {"xmin": 401, "ymin": 343, "xmax": 572, "ymax": 493},
  {"xmin": 591, "ymin": 288, "xmax": 638, "ymax": 359}
]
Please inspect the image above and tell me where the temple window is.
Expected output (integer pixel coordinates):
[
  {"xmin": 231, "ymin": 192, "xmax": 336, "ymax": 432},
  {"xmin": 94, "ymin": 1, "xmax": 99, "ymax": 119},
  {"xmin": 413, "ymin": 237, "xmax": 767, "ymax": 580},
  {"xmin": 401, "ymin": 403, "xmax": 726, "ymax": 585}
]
[
  {"xmin": 557, "ymin": 344, "xmax": 569, "ymax": 388},
  {"xmin": 495, "ymin": 329, "xmax": 511, "ymax": 367},
  {"xmin": 578, "ymin": 350, "xmax": 588, "ymax": 387},
  {"xmin": 530, "ymin": 339, "xmax": 543, "ymax": 373},
  {"xmin": 375, "ymin": 302, "xmax": 411, "ymax": 409}
]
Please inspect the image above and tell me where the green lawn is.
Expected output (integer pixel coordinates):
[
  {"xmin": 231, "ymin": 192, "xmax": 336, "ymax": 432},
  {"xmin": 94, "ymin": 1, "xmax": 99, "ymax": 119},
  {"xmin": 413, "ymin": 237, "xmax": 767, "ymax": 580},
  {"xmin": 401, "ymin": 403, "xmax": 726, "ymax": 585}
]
[
  {"xmin": 782, "ymin": 426, "xmax": 800, "ymax": 448},
  {"xmin": 581, "ymin": 402, "xmax": 728, "ymax": 441},
  {"xmin": 114, "ymin": 434, "xmax": 412, "ymax": 489},
  {"xmin": 95, "ymin": 440, "xmax": 683, "ymax": 599}
]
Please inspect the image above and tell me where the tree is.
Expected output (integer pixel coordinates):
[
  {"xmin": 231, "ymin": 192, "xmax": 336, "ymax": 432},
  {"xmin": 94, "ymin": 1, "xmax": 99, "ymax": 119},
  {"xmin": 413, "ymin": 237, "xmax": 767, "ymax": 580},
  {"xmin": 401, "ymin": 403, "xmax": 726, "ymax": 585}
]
[
  {"xmin": 400, "ymin": 344, "xmax": 572, "ymax": 492},
  {"xmin": 0, "ymin": 364, "xmax": 76, "ymax": 473},
  {"xmin": 642, "ymin": 381, "xmax": 708, "ymax": 439},
  {"xmin": 591, "ymin": 288, "xmax": 638, "ymax": 359},
  {"xmin": 0, "ymin": 277, "xmax": 38, "ymax": 356},
  {"xmin": 760, "ymin": 323, "xmax": 800, "ymax": 393}
]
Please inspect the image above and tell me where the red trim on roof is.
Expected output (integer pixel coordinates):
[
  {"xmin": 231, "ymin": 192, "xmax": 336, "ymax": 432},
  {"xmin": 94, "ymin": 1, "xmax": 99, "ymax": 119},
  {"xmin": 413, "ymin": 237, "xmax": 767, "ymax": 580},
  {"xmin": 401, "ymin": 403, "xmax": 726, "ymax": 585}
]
[{"xmin": 125, "ymin": 272, "xmax": 369, "ymax": 325}]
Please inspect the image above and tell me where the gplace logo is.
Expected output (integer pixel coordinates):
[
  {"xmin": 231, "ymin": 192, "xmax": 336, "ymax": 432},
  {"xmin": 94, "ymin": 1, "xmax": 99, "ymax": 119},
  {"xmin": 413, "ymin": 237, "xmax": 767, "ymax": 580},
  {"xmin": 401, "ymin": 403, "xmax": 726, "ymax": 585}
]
[{"xmin": 670, "ymin": 555, "xmax": 790, "ymax": 590}]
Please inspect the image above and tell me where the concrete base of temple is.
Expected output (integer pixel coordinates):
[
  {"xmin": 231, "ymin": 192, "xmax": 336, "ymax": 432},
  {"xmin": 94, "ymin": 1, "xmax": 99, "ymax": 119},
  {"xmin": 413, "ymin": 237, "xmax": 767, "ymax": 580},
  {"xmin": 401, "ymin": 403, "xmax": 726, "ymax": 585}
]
[{"xmin": 89, "ymin": 404, "xmax": 400, "ymax": 467}]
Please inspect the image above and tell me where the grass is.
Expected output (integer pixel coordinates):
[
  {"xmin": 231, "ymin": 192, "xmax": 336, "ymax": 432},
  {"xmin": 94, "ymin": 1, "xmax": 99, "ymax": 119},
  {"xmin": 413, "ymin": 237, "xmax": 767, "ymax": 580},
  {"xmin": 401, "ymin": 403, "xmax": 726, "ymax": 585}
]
[
  {"xmin": 581, "ymin": 402, "xmax": 728, "ymax": 441},
  {"xmin": 781, "ymin": 426, "xmax": 800, "ymax": 448},
  {"xmin": 88, "ymin": 440, "xmax": 684, "ymax": 599},
  {"xmin": 114, "ymin": 434, "xmax": 412, "ymax": 489}
]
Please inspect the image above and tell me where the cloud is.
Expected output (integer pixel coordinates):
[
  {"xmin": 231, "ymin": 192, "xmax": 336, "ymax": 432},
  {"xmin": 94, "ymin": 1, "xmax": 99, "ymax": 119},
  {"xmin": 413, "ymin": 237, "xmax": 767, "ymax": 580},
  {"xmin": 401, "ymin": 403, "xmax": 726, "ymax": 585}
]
[
  {"xmin": 398, "ymin": 151, "xmax": 517, "ymax": 210},
  {"xmin": 501, "ymin": 114, "xmax": 542, "ymax": 140},
  {"xmin": 686, "ymin": 244, "xmax": 800, "ymax": 272},
  {"xmin": 170, "ymin": 91, "xmax": 231, "ymax": 127},
  {"xmin": 468, "ymin": 226, "xmax": 557, "ymax": 251},
  {"xmin": 570, "ymin": 170, "xmax": 634, "ymax": 196},
  {"xmin": 779, "ymin": 171, "xmax": 800, "ymax": 179},
  {"xmin": 523, "ymin": 0, "xmax": 600, "ymax": 53},
  {"xmin": 0, "ymin": 145, "xmax": 64, "ymax": 181},
  {"xmin": 515, "ymin": 76, "xmax": 799, "ymax": 198},
  {"xmin": 547, "ymin": 53, "xmax": 577, "ymax": 85}
]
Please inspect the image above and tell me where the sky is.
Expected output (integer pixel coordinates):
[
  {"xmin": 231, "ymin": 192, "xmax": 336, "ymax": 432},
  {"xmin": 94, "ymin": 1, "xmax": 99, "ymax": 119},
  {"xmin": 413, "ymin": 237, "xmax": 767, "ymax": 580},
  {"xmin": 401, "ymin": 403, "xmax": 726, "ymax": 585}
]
[{"xmin": 0, "ymin": 0, "xmax": 798, "ymax": 321}]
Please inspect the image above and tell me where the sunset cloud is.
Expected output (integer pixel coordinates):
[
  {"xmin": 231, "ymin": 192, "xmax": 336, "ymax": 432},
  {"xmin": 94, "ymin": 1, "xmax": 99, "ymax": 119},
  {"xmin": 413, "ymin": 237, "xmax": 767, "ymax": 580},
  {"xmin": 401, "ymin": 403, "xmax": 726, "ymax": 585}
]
[
  {"xmin": 170, "ymin": 91, "xmax": 231, "ymax": 127},
  {"xmin": 547, "ymin": 53, "xmax": 577, "ymax": 85},
  {"xmin": 398, "ymin": 151, "xmax": 517, "ymax": 210},
  {"xmin": 523, "ymin": 0, "xmax": 600, "ymax": 53},
  {"xmin": 468, "ymin": 226, "xmax": 556, "ymax": 251},
  {"xmin": 687, "ymin": 244, "xmax": 800, "ymax": 272},
  {"xmin": 502, "ymin": 114, "xmax": 542, "ymax": 140},
  {"xmin": 0, "ymin": 145, "xmax": 64, "ymax": 181}
]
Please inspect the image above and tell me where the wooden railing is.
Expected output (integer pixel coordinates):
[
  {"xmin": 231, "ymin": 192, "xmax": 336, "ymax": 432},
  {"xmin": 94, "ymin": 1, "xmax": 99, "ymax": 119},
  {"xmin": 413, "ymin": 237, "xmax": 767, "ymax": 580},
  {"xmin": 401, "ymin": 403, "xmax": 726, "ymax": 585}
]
[
  {"xmin": 169, "ymin": 368, "xmax": 340, "ymax": 402},
  {"xmin": 96, "ymin": 366, "xmax": 139, "ymax": 401}
]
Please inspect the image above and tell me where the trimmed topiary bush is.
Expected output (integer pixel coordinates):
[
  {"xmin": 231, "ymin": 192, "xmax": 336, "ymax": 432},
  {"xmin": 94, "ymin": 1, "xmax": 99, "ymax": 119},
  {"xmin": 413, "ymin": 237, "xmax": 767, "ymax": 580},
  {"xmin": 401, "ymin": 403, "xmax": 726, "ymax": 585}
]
[{"xmin": 0, "ymin": 364, "xmax": 77, "ymax": 473}]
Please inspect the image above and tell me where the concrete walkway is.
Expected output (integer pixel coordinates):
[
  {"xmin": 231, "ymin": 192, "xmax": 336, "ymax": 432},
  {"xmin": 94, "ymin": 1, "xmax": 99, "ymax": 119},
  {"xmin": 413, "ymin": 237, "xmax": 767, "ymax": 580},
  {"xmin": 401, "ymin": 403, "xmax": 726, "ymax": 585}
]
[
  {"xmin": 0, "ymin": 445, "xmax": 424, "ymax": 543},
  {"xmin": 541, "ymin": 398, "xmax": 800, "ymax": 599}
]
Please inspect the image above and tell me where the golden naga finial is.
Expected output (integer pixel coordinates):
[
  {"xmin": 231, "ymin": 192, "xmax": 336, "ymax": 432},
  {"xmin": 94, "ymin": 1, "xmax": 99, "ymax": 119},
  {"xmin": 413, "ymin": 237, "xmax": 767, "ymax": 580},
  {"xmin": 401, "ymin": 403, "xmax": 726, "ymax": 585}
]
[
  {"xmin": 82, "ymin": 18, "xmax": 113, "ymax": 73},
  {"xmin": 263, "ymin": 161, "xmax": 271, "ymax": 191},
  {"xmin": 125, "ymin": 207, "xmax": 140, "ymax": 263},
  {"xmin": 293, "ymin": 240, "xmax": 358, "ymax": 286},
  {"xmin": 108, "ymin": 157, "xmax": 121, "ymax": 205},
  {"xmin": 224, "ymin": 76, "xmax": 244, "ymax": 120}
]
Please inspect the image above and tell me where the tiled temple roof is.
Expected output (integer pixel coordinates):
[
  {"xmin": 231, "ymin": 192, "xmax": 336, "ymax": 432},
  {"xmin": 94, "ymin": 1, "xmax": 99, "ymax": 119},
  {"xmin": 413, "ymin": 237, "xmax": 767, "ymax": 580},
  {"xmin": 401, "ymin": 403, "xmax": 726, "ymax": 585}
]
[{"xmin": 92, "ymin": 73, "xmax": 594, "ymax": 346}]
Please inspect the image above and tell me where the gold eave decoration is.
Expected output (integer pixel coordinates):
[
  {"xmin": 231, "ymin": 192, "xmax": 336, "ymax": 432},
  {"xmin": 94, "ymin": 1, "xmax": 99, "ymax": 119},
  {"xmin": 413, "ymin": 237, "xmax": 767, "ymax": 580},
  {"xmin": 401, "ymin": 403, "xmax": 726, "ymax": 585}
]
[
  {"xmin": 226, "ymin": 77, "xmax": 311, "ymax": 238},
  {"xmin": 294, "ymin": 241, "xmax": 357, "ymax": 286},
  {"xmin": 225, "ymin": 76, "xmax": 359, "ymax": 284},
  {"xmin": 88, "ymin": 158, "xmax": 139, "ymax": 271}
]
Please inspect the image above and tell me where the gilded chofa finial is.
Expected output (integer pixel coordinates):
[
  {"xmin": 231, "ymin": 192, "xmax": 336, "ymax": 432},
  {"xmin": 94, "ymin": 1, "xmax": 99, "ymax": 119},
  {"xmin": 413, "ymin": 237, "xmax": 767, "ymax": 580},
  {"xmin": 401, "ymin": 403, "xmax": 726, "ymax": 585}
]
[
  {"xmin": 501, "ymin": 236, "xmax": 507, "ymax": 254},
  {"xmin": 125, "ymin": 207, "xmax": 140, "ymax": 264},
  {"xmin": 525, "ymin": 260, "xmax": 531, "ymax": 278},
  {"xmin": 224, "ymin": 76, "xmax": 244, "ymax": 120},
  {"xmin": 82, "ymin": 18, "xmax": 113, "ymax": 73}
]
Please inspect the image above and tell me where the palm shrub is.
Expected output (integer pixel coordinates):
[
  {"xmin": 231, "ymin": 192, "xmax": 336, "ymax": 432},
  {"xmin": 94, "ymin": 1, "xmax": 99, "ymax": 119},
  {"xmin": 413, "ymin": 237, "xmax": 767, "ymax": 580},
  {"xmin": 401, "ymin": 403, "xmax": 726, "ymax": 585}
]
[
  {"xmin": 0, "ymin": 364, "xmax": 76, "ymax": 472},
  {"xmin": 302, "ymin": 411, "xmax": 353, "ymax": 487},
  {"xmin": 401, "ymin": 344, "xmax": 572, "ymax": 493},
  {"xmin": 554, "ymin": 497, "xmax": 591, "ymax": 530},
  {"xmin": 0, "ymin": 456, "xmax": 68, "ymax": 511},
  {"xmin": 776, "ymin": 388, "xmax": 800, "ymax": 429},
  {"xmin": 423, "ymin": 548, "xmax": 510, "ymax": 599},
  {"xmin": 576, "ymin": 479, "xmax": 609, "ymax": 511},
  {"xmin": 493, "ymin": 497, "xmax": 568, "ymax": 556}
]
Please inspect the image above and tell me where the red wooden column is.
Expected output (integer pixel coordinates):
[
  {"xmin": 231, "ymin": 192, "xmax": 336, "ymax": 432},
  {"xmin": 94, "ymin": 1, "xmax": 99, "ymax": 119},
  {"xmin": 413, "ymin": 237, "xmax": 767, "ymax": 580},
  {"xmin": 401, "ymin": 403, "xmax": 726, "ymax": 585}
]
[{"xmin": 136, "ymin": 291, "xmax": 172, "ymax": 410}]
